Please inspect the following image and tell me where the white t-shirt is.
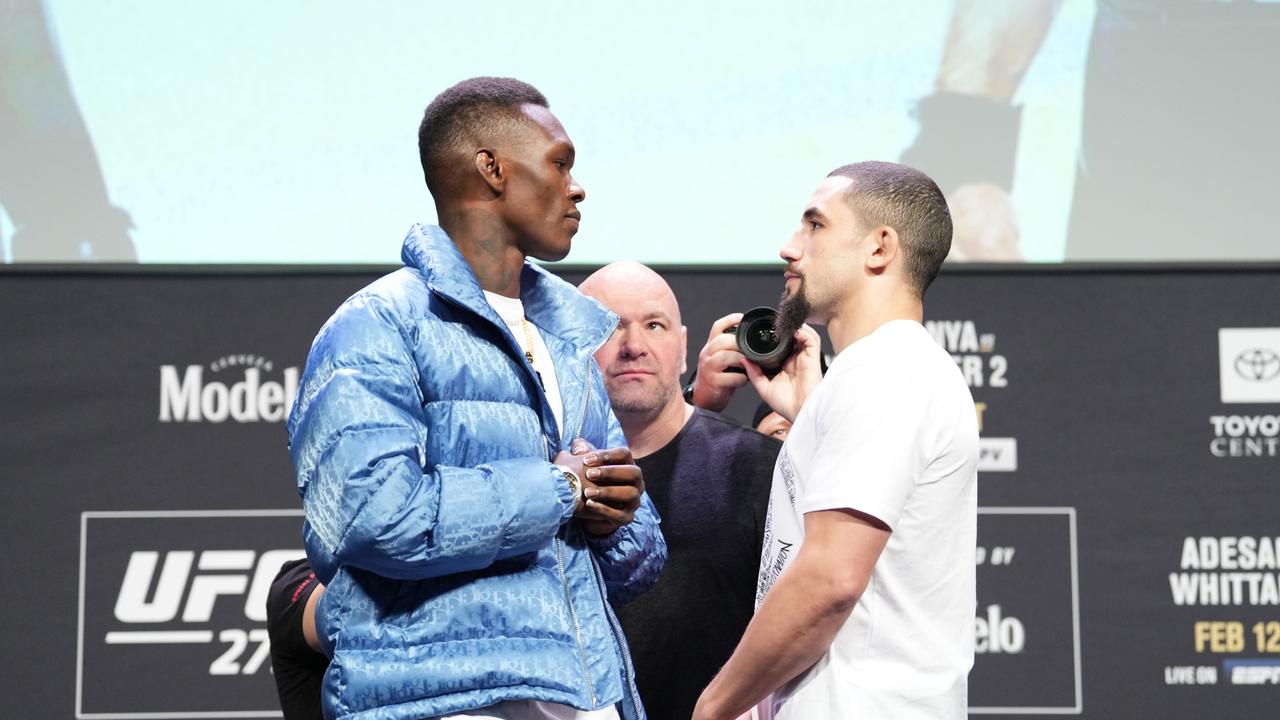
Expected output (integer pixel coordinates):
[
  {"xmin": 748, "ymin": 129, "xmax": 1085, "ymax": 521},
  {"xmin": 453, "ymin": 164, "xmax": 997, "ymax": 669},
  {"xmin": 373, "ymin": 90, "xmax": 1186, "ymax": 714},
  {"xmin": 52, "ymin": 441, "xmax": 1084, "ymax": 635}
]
[
  {"xmin": 467, "ymin": 295, "xmax": 614, "ymax": 720},
  {"xmin": 754, "ymin": 320, "xmax": 978, "ymax": 720},
  {"xmin": 485, "ymin": 291, "xmax": 565, "ymax": 434},
  {"xmin": 435, "ymin": 700, "xmax": 618, "ymax": 720}
]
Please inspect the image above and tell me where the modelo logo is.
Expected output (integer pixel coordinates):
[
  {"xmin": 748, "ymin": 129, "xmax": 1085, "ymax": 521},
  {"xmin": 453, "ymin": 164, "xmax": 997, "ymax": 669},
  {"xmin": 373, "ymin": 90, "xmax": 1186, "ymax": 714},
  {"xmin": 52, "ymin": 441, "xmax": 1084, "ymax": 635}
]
[
  {"xmin": 1235, "ymin": 348, "xmax": 1280, "ymax": 383},
  {"xmin": 975, "ymin": 603, "xmax": 1026, "ymax": 654},
  {"xmin": 159, "ymin": 354, "xmax": 299, "ymax": 423}
]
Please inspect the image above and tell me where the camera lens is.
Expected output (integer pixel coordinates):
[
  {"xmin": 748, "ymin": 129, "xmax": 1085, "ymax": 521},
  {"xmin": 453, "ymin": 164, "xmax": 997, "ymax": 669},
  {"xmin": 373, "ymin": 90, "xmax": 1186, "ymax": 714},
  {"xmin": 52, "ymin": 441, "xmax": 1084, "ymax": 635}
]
[
  {"xmin": 736, "ymin": 306, "xmax": 793, "ymax": 374},
  {"xmin": 743, "ymin": 319, "xmax": 777, "ymax": 355}
]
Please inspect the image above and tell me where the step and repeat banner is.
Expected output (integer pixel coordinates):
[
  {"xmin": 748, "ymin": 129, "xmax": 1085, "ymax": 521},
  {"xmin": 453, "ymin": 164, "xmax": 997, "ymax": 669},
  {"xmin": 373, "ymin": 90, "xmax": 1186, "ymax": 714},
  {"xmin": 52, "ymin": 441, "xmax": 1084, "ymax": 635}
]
[{"xmin": 1, "ymin": 265, "xmax": 1277, "ymax": 718}]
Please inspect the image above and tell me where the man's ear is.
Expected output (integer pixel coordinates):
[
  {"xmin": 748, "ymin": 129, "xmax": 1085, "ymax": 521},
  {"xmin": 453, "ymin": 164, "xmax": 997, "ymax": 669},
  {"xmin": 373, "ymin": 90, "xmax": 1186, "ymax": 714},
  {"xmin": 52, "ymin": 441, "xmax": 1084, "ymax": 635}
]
[
  {"xmin": 865, "ymin": 225, "xmax": 900, "ymax": 273},
  {"xmin": 473, "ymin": 149, "xmax": 503, "ymax": 194},
  {"xmin": 680, "ymin": 325, "xmax": 689, "ymax": 375}
]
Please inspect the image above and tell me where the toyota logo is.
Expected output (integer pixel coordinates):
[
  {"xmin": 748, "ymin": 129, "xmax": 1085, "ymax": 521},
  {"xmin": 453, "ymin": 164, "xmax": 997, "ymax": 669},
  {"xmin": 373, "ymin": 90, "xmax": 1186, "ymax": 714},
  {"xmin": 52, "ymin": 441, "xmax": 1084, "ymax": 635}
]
[{"xmin": 1234, "ymin": 348, "xmax": 1280, "ymax": 382}]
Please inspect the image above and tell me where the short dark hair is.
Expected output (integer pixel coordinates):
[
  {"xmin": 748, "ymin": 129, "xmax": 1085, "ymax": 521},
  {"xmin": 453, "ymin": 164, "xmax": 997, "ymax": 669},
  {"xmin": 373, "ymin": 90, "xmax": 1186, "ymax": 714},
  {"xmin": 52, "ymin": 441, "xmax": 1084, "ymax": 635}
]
[
  {"xmin": 417, "ymin": 77, "xmax": 549, "ymax": 197},
  {"xmin": 827, "ymin": 161, "xmax": 952, "ymax": 296}
]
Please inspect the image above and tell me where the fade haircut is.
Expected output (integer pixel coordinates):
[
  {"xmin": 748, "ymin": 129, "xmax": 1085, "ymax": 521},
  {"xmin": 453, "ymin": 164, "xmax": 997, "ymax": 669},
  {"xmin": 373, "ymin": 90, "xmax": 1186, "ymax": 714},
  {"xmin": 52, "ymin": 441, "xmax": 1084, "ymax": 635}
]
[
  {"xmin": 417, "ymin": 77, "xmax": 549, "ymax": 198},
  {"xmin": 827, "ymin": 161, "xmax": 953, "ymax": 297}
]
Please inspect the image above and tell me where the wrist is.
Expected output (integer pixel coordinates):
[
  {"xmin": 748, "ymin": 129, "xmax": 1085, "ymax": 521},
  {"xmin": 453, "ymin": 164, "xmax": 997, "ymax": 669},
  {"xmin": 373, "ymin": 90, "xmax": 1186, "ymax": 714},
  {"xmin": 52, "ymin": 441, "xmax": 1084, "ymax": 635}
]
[
  {"xmin": 556, "ymin": 464, "xmax": 584, "ymax": 513},
  {"xmin": 690, "ymin": 381, "xmax": 728, "ymax": 411},
  {"xmin": 899, "ymin": 91, "xmax": 1021, "ymax": 193}
]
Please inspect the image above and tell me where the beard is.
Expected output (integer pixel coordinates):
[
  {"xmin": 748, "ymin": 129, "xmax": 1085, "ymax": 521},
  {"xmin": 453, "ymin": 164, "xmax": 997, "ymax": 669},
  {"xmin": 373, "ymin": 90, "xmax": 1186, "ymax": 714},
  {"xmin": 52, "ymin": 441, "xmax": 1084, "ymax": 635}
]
[
  {"xmin": 606, "ymin": 375, "xmax": 678, "ymax": 419},
  {"xmin": 775, "ymin": 282, "xmax": 811, "ymax": 342}
]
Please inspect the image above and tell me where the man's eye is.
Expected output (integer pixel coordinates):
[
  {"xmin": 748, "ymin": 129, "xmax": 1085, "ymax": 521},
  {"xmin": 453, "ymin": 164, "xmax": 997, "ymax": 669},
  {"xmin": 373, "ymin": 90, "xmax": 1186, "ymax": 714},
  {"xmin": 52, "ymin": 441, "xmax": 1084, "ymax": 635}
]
[
  {"xmin": 648, "ymin": 322, "xmax": 664, "ymax": 331},
  {"xmin": 809, "ymin": 221, "xmax": 821, "ymax": 231}
]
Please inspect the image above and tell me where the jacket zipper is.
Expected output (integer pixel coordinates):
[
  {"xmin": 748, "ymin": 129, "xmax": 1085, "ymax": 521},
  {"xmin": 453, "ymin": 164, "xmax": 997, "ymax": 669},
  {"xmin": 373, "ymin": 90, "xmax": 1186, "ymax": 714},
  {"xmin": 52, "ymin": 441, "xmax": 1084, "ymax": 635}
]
[
  {"xmin": 556, "ymin": 534, "xmax": 598, "ymax": 708},
  {"xmin": 558, "ymin": 334, "xmax": 615, "ymax": 710},
  {"xmin": 576, "ymin": 369, "xmax": 641, "ymax": 717},
  {"xmin": 561, "ymin": 372, "xmax": 601, "ymax": 708},
  {"xmin": 589, "ymin": 552, "xmax": 643, "ymax": 720},
  {"xmin": 574, "ymin": 374, "xmax": 590, "ymax": 441},
  {"xmin": 434, "ymin": 284, "xmax": 614, "ymax": 710}
]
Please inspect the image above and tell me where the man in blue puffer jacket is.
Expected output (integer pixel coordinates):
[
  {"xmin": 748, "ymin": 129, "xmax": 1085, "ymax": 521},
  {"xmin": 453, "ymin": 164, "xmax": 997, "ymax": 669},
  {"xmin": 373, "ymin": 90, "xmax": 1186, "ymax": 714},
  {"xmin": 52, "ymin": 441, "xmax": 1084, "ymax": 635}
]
[{"xmin": 287, "ymin": 77, "xmax": 666, "ymax": 720}]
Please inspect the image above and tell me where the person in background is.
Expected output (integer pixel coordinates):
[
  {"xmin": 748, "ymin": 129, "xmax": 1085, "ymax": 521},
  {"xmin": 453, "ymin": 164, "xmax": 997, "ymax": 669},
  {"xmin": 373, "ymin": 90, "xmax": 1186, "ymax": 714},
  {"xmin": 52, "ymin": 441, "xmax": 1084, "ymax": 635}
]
[
  {"xmin": 579, "ymin": 261, "xmax": 780, "ymax": 720},
  {"xmin": 752, "ymin": 401, "xmax": 792, "ymax": 441}
]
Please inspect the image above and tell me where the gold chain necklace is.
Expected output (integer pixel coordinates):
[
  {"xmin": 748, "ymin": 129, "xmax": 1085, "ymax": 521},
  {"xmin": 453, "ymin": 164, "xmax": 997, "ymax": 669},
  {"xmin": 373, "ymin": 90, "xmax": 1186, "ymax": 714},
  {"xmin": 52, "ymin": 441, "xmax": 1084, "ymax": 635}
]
[{"xmin": 519, "ymin": 317, "xmax": 537, "ymax": 365}]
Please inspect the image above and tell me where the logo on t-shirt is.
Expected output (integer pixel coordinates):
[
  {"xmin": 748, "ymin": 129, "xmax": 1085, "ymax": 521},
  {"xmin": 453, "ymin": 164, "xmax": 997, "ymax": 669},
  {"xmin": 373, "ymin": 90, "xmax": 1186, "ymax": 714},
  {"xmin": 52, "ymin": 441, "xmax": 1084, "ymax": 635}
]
[
  {"xmin": 779, "ymin": 447, "xmax": 798, "ymax": 506},
  {"xmin": 757, "ymin": 538, "xmax": 794, "ymax": 606}
]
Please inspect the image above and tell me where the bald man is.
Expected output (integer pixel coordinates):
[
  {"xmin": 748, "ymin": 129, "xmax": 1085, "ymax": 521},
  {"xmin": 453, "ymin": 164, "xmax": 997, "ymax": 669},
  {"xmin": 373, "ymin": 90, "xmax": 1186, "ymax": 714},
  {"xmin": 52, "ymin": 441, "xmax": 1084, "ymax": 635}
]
[{"xmin": 579, "ymin": 262, "xmax": 781, "ymax": 720}]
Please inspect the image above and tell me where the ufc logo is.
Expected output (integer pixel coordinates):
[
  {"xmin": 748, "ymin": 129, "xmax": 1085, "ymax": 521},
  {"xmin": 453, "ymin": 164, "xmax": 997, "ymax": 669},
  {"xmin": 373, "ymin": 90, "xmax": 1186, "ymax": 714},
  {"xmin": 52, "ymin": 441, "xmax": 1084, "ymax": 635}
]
[{"xmin": 114, "ymin": 549, "xmax": 303, "ymax": 624}]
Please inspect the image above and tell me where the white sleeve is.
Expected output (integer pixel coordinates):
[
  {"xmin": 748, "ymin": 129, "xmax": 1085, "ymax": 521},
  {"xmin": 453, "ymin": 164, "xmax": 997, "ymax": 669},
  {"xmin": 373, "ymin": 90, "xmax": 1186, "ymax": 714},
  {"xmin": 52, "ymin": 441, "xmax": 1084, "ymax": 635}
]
[{"xmin": 798, "ymin": 366, "xmax": 934, "ymax": 530}]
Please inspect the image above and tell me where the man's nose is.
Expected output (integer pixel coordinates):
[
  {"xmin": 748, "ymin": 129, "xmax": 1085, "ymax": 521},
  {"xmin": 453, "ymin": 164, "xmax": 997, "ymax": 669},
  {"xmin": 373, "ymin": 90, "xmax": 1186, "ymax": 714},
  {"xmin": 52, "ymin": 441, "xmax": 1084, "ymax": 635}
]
[
  {"xmin": 617, "ymin": 326, "xmax": 647, "ymax": 358},
  {"xmin": 780, "ymin": 232, "xmax": 803, "ymax": 262},
  {"xmin": 569, "ymin": 176, "xmax": 586, "ymax": 204}
]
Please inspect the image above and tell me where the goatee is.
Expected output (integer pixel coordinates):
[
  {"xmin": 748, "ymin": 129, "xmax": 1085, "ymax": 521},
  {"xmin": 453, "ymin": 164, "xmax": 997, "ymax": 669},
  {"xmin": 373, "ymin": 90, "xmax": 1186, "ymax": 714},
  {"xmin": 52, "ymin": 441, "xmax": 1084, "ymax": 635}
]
[{"xmin": 775, "ymin": 285, "xmax": 810, "ymax": 342}]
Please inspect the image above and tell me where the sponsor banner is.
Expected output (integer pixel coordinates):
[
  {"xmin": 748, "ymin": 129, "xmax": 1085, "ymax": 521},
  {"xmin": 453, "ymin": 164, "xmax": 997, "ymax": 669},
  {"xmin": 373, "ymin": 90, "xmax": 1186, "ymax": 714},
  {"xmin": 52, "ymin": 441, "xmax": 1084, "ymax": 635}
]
[
  {"xmin": 925, "ymin": 319, "xmax": 1018, "ymax": 474},
  {"xmin": 159, "ymin": 354, "xmax": 300, "ymax": 424},
  {"xmin": 78, "ymin": 511, "xmax": 304, "ymax": 719},
  {"xmin": 979, "ymin": 438, "xmax": 1018, "ymax": 472},
  {"xmin": 3, "ymin": 265, "xmax": 1278, "ymax": 719},
  {"xmin": 969, "ymin": 508, "xmax": 1081, "ymax": 714},
  {"xmin": 925, "ymin": 319, "xmax": 1009, "ymax": 391},
  {"xmin": 1223, "ymin": 659, "xmax": 1280, "ymax": 686},
  {"xmin": 1209, "ymin": 328, "xmax": 1280, "ymax": 459},
  {"xmin": 1162, "ymin": 535, "xmax": 1280, "ymax": 692},
  {"xmin": 1219, "ymin": 329, "xmax": 1280, "ymax": 404}
]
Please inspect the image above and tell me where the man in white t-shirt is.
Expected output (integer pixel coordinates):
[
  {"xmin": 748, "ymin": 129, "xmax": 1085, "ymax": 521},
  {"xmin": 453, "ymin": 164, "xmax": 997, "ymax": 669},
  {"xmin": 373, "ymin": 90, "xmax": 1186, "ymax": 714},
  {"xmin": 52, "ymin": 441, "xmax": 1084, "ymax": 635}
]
[{"xmin": 693, "ymin": 160, "xmax": 979, "ymax": 720}]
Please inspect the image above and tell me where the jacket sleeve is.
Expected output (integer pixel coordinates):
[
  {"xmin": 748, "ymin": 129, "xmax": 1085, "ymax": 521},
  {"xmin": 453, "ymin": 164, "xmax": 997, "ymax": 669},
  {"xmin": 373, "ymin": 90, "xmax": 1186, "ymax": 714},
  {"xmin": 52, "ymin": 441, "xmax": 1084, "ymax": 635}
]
[
  {"xmin": 288, "ymin": 294, "xmax": 575, "ymax": 583},
  {"xmin": 584, "ymin": 369, "xmax": 667, "ymax": 607}
]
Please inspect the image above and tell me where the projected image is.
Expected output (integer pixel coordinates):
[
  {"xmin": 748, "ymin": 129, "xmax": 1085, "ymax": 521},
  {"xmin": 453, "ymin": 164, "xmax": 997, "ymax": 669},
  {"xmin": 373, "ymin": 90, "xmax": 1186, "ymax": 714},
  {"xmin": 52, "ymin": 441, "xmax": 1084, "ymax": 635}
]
[
  {"xmin": 2, "ymin": 0, "xmax": 1277, "ymax": 265},
  {"xmin": 0, "ymin": 0, "xmax": 135, "ymax": 262},
  {"xmin": 901, "ymin": 0, "xmax": 1280, "ymax": 262}
]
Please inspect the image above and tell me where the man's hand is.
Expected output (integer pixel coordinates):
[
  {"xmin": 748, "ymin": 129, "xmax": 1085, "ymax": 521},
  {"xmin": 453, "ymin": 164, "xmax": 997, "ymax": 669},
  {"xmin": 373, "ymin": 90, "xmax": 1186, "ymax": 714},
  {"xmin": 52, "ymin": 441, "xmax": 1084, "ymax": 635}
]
[
  {"xmin": 693, "ymin": 509, "xmax": 889, "ymax": 720},
  {"xmin": 743, "ymin": 324, "xmax": 822, "ymax": 422},
  {"xmin": 948, "ymin": 182, "xmax": 1021, "ymax": 261},
  {"xmin": 558, "ymin": 442, "xmax": 644, "ymax": 536},
  {"xmin": 691, "ymin": 313, "xmax": 751, "ymax": 411}
]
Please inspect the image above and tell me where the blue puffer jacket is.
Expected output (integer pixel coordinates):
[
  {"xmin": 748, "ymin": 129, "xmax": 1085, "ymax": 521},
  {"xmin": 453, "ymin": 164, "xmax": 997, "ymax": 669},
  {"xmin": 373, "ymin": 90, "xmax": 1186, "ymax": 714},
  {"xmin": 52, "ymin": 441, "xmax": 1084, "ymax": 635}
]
[{"xmin": 287, "ymin": 224, "xmax": 666, "ymax": 720}]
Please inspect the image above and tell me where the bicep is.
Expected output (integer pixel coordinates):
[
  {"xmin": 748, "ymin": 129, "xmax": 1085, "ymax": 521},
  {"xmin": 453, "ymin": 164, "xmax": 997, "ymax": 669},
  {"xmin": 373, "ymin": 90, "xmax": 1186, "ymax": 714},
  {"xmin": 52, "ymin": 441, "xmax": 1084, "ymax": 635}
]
[
  {"xmin": 800, "ymin": 508, "xmax": 890, "ymax": 602},
  {"xmin": 803, "ymin": 374, "xmax": 933, "ymax": 529}
]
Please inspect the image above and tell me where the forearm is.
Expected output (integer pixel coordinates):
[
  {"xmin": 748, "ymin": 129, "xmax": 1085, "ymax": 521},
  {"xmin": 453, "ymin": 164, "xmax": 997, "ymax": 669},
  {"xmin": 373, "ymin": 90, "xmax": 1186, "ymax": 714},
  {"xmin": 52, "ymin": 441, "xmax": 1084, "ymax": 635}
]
[
  {"xmin": 696, "ymin": 551, "xmax": 856, "ymax": 719},
  {"xmin": 936, "ymin": 0, "xmax": 1064, "ymax": 101},
  {"xmin": 306, "ymin": 453, "xmax": 573, "ymax": 580}
]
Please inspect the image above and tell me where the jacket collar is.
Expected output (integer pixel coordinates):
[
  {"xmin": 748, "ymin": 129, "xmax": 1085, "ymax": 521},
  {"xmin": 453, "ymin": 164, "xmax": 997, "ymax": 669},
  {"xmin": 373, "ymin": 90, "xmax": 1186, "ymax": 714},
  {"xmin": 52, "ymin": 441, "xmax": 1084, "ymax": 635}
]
[{"xmin": 401, "ymin": 224, "xmax": 617, "ymax": 352}]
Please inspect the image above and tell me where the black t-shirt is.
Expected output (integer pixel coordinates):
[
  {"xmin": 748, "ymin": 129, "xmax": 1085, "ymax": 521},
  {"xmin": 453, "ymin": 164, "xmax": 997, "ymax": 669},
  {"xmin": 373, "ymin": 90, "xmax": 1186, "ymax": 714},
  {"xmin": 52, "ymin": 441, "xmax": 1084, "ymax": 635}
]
[
  {"xmin": 618, "ymin": 408, "xmax": 781, "ymax": 720},
  {"xmin": 266, "ymin": 558, "xmax": 327, "ymax": 720}
]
